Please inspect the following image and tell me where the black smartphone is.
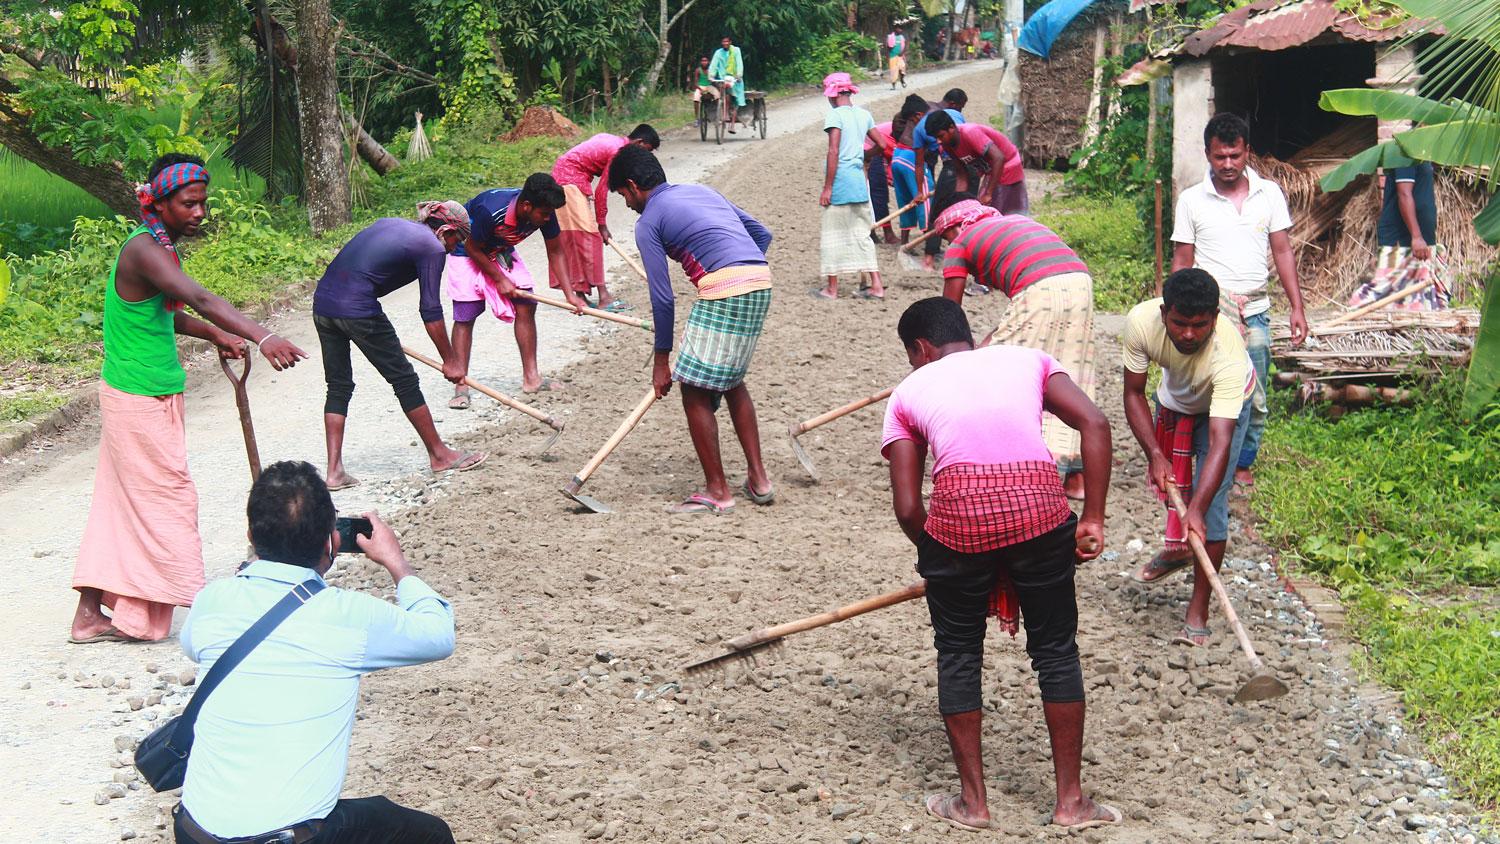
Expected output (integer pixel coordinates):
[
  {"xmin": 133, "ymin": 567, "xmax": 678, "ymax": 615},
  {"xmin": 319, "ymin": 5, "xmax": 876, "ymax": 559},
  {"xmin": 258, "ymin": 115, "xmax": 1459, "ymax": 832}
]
[{"xmin": 335, "ymin": 516, "xmax": 373, "ymax": 554}]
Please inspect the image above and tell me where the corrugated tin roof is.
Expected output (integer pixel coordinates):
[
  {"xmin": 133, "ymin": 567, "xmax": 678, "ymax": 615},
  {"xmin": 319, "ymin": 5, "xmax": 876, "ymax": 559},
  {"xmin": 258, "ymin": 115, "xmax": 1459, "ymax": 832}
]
[{"xmin": 1178, "ymin": 0, "xmax": 1423, "ymax": 57}]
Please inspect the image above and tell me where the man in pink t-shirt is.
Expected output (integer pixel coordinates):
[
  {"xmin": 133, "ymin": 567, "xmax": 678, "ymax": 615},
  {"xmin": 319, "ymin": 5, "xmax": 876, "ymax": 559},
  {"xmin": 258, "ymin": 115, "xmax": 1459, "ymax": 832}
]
[
  {"xmin": 924, "ymin": 110, "xmax": 1027, "ymax": 214},
  {"xmin": 881, "ymin": 297, "xmax": 1119, "ymax": 832},
  {"xmin": 549, "ymin": 125, "xmax": 660, "ymax": 311}
]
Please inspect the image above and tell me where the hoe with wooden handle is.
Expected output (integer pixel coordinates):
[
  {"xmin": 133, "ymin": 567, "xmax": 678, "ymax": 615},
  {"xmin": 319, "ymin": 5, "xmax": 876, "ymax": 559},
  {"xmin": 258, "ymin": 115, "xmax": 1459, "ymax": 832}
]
[
  {"xmin": 1166, "ymin": 486, "xmax": 1289, "ymax": 702},
  {"xmin": 403, "ymin": 346, "xmax": 564, "ymax": 452},
  {"xmin": 561, "ymin": 388, "xmax": 658, "ymax": 513},
  {"xmin": 685, "ymin": 581, "xmax": 927, "ymax": 674},
  {"xmin": 789, "ymin": 386, "xmax": 894, "ymax": 480},
  {"xmin": 511, "ymin": 289, "xmax": 650, "ymax": 331}
]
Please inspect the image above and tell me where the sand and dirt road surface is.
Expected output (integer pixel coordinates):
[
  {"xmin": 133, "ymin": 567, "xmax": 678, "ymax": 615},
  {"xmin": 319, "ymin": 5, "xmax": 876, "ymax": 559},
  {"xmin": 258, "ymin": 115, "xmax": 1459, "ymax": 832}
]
[{"xmin": 2, "ymin": 62, "xmax": 1492, "ymax": 843}]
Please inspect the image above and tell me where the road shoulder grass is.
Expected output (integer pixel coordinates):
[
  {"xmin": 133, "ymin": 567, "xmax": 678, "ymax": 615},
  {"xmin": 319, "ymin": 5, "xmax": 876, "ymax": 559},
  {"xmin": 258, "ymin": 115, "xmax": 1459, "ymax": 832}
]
[{"xmin": 1252, "ymin": 382, "xmax": 1500, "ymax": 810}]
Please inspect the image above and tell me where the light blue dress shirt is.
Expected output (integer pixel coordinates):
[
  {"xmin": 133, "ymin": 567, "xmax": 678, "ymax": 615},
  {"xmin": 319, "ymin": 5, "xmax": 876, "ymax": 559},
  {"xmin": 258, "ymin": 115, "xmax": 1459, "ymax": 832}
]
[{"xmin": 179, "ymin": 560, "xmax": 455, "ymax": 837}]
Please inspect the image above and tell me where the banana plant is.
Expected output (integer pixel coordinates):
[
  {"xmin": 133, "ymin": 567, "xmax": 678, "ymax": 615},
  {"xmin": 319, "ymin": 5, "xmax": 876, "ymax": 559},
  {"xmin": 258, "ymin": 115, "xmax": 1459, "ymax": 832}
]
[{"xmin": 1318, "ymin": 0, "xmax": 1500, "ymax": 414}]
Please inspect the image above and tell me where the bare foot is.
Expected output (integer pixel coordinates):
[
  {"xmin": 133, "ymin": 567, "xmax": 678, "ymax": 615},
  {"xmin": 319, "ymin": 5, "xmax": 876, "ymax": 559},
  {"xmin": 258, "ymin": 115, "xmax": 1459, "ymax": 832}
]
[
  {"xmin": 882, "ymin": 230, "xmax": 901, "ymax": 245},
  {"xmin": 1051, "ymin": 797, "xmax": 1121, "ymax": 828},
  {"xmin": 522, "ymin": 377, "xmax": 566, "ymax": 394},
  {"xmin": 1063, "ymin": 471, "xmax": 1086, "ymax": 500},
  {"xmin": 925, "ymin": 793, "xmax": 990, "ymax": 831},
  {"xmin": 70, "ymin": 591, "xmax": 112, "ymax": 642},
  {"xmin": 326, "ymin": 471, "xmax": 361, "ymax": 492},
  {"xmin": 921, "ymin": 255, "xmax": 936, "ymax": 271}
]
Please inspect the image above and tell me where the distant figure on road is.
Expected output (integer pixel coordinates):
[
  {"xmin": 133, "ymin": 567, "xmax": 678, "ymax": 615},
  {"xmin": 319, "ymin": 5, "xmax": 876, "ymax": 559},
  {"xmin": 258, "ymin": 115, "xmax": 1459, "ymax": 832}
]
[
  {"xmin": 312, "ymin": 205, "xmax": 487, "ymax": 490},
  {"xmin": 708, "ymin": 35, "xmax": 747, "ymax": 134},
  {"xmin": 175, "ymin": 460, "xmax": 455, "ymax": 844},
  {"xmin": 549, "ymin": 125, "xmax": 661, "ymax": 312},
  {"xmin": 817, "ymin": 72, "xmax": 891, "ymax": 300},
  {"xmin": 1171, "ymin": 112, "xmax": 1306, "ymax": 496},
  {"xmin": 70, "ymin": 153, "xmax": 307, "ymax": 645},
  {"xmin": 887, "ymin": 26, "xmax": 908, "ymax": 88},
  {"xmin": 609, "ymin": 144, "xmax": 776, "ymax": 514}
]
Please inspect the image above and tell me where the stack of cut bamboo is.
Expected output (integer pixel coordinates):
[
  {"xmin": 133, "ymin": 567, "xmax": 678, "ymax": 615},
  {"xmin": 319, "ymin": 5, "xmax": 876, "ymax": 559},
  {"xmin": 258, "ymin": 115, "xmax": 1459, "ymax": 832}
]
[{"xmin": 1270, "ymin": 309, "xmax": 1480, "ymax": 408}]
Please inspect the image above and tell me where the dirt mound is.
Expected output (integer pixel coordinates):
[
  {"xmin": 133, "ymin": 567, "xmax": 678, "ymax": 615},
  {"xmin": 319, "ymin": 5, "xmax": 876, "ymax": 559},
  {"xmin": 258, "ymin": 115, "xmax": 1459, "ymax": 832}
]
[{"xmin": 503, "ymin": 106, "xmax": 583, "ymax": 143}]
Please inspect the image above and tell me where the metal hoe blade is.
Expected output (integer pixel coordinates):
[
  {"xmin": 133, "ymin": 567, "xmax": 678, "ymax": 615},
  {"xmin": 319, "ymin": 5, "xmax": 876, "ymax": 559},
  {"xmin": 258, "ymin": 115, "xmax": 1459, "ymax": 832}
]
[
  {"xmin": 683, "ymin": 638, "xmax": 783, "ymax": 675},
  {"xmin": 538, "ymin": 425, "xmax": 565, "ymax": 454},
  {"xmin": 789, "ymin": 423, "xmax": 819, "ymax": 481},
  {"xmin": 1234, "ymin": 672, "xmax": 1290, "ymax": 703},
  {"xmin": 561, "ymin": 476, "xmax": 612, "ymax": 514}
]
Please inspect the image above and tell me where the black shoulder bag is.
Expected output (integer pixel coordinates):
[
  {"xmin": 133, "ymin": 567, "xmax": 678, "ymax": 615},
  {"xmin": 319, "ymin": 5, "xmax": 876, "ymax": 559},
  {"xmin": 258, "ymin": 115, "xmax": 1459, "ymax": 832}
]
[{"xmin": 135, "ymin": 578, "xmax": 325, "ymax": 792}]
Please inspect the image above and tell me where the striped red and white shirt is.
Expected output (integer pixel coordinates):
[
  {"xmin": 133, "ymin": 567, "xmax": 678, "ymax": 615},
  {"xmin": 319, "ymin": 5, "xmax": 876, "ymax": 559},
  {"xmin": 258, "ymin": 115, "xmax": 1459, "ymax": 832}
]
[{"xmin": 942, "ymin": 216, "xmax": 1088, "ymax": 298}]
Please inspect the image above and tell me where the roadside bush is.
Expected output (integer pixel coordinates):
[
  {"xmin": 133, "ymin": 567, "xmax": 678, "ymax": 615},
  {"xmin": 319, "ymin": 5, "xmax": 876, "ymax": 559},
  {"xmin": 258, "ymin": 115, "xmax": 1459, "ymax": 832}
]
[
  {"xmin": 782, "ymin": 32, "xmax": 879, "ymax": 87},
  {"xmin": 1034, "ymin": 195, "xmax": 1157, "ymax": 312}
]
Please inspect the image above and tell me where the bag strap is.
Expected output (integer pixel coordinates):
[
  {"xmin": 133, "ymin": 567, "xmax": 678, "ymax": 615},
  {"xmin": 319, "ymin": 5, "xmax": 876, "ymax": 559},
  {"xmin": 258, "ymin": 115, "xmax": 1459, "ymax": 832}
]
[{"xmin": 168, "ymin": 578, "xmax": 326, "ymax": 751}]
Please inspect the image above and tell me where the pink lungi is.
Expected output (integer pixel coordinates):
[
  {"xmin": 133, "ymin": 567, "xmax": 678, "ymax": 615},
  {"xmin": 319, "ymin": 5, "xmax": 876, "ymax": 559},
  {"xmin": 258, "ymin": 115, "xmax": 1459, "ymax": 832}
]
[
  {"xmin": 72, "ymin": 383, "xmax": 206, "ymax": 640},
  {"xmin": 443, "ymin": 251, "xmax": 534, "ymax": 324}
]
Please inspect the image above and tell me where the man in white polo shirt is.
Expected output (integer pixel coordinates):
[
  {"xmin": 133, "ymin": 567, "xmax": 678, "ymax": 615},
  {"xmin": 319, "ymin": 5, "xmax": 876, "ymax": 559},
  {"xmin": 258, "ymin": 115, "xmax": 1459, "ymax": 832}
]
[{"xmin": 1171, "ymin": 112, "xmax": 1307, "ymax": 495}]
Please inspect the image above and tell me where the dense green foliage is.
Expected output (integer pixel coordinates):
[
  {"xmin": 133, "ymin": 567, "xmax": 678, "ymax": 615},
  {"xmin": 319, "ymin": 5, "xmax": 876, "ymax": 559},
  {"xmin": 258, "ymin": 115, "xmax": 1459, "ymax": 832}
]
[
  {"xmin": 0, "ymin": 119, "xmax": 566, "ymax": 385},
  {"xmin": 1253, "ymin": 383, "xmax": 1500, "ymax": 805},
  {"xmin": 1034, "ymin": 194, "xmax": 1158, "ymax": 312}
]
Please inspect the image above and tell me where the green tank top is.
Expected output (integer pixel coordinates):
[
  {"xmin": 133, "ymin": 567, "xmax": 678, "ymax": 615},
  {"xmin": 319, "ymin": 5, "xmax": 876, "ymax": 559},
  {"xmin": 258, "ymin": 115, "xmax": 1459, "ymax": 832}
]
[{"xmin": 102, "ymin": 226, "xmax": 185, "ymax": 396}]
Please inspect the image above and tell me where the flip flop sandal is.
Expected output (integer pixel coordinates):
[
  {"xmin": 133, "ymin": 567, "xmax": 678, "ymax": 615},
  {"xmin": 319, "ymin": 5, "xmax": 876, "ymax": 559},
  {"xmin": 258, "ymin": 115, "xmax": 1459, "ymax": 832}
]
[
  {"xmin": 924, "ymin": 794, "xmax": 989, "ymax": 832},
  {"xmin": 667, "ymin": 493, "xmax": 735, "ymax": 515},
  {"xmin": 809, "ymin": 288, "xmax": 837, "ymax": 300},
  {"xmin": 741, "ymin": 480, "xmax": 776, "ymax": 505},
  {"xmin": 327, "ymin": 478, "xmax": 361, "ymax": 492},
  {"xmin": 852, "ymin": 288, "xmax": 885, "ymax": 300},
  {"xmin": 522, "ymin": 378, "xmax": 567, "ymax": 394},
  {"xmin": 68, "ymin": 627, "xmax": 140, "ymax": 645},
  {"xmin": 1051, "ymin": 802, "xmax": 1123, "ymax": 830},
  {"xmin": 448, "ymin": 393, "xmax": 472, "ymax": 410},
  {"xmin": 434, "ymin": 451, "xmax": 488, "ymax": 475},
  {"xmin": 1171, "ymin": 624, "xmax": 1212, "ymax": 647},
  {"xmin": 1130, "ymin": 550, "xmax": 1194, "ymax": 584},
  {"xmin": 601, "ymin": 299, "xmax": 634, "ymax": 313}
]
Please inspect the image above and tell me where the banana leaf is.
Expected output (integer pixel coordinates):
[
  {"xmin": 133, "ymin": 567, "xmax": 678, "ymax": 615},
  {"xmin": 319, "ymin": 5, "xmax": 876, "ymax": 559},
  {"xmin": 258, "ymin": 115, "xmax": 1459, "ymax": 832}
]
[
  {"xmin": 1394, "ymin": 120, "xmax": 1500, "ymax": 172},
  {"xmin": 1472, "ymin": 189, "xmax": 1500, "ymax": 244},
  {"xmin": 1462, "ymin": 268, "xmax": 1500, "ymax": 417},
  {"xmin": 1318, "ymin": 88, "xmax": 1461, "ymax": 125},
  {"xmin": 1320, "ymin": 141, "xmax": 1414, "ymax": 193}
]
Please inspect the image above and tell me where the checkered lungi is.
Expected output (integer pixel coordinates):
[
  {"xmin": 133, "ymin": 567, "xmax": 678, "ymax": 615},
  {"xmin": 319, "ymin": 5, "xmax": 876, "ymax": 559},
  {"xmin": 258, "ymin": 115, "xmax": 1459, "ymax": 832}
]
[
  {"xmin": 672, "ymin": 288, "xmax": 773, "ymax": 392},
  {"xmin": 988, "ymin": 271, "xmax": 1095, "ymax": 473}
]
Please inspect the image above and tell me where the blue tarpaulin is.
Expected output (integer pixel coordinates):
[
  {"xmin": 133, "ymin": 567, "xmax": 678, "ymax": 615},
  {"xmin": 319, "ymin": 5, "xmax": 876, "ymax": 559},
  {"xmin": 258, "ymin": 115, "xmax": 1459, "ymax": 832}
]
[{"xmin": 1017, "ymin": 0, "xmax": 1098, "ymax": 59}]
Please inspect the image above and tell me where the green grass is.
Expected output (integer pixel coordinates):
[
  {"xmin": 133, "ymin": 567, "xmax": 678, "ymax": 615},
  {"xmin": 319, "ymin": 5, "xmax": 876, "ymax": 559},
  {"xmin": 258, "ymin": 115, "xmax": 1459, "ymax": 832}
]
[
  {"xmin": 0, "ymin": 148, "xmax": 266, "ymax": 259},
  {"xmin": 1253, "ymin": 382, "xmax": 1500, "ymax": 808},
  {"xmin": 1033, "ymin": 193, "xmax": 1159, "ymax": 312},
  {"xmin": 0, "ymin": 388, "xmax": 67, "ymax": 424}
]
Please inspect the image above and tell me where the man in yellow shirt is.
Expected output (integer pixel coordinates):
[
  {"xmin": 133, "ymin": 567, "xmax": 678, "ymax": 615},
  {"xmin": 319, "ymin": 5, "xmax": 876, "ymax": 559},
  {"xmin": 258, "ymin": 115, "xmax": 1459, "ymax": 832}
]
[{"xmin": 1121, "ymin": 268, "xmax": 1255, "ymax": 646}]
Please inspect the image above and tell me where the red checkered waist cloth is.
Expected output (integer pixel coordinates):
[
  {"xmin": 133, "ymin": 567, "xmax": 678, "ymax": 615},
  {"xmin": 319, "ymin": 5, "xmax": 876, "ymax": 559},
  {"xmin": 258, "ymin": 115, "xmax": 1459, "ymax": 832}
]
[{"xmin": 926, "ymin": 461, "xmax": 1072, "ymax": 554}]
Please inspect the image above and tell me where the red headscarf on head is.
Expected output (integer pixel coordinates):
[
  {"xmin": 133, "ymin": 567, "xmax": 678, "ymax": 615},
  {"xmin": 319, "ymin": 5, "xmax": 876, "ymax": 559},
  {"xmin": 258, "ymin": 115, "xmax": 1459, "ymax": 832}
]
[
  {"xmin": 932, "ymin": 198, "xmax": 1001, "ymax": 238},
  {"xmin": 136, "ymin": 161, "xmax": 210, "ymax": 312}
]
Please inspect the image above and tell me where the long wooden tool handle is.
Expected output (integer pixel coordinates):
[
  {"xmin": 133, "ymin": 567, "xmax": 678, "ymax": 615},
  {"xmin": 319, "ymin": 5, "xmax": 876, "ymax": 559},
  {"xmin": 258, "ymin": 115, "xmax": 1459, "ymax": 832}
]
[
  {"xmin": 1166, "ymin": 487, "xmax": 1265, "ymax": 671},
  {"xmin": 219, "ymin": 356, "xmax": 261, "ymax": 482},
  {"xmin": 575, "ymin": 388, "xmax": 657, "ymax": 485},
  {"xmin": 726, "ymin": 581, "xmax": 927, "ymax": 650},
  {"xmin": 1314, "ymin": 277, "xmax": 1436, "ymax": 333},
  {"xmin": 902, "ymin": 226, "xmax": 943, "ymax": 253},
  {"xmin": 793, "ymin": 386, "xmax": 895, "ymax": 435},
  {"xmin": 511, "ymin": 289, "xmax": 650, "ymax": 331},
  {"xmin": 606, "ymin": 238, "xmax": 649, "ymax": 282},
  {"xmin": 871, "ymin": 192, "xmax": 929, "ymax": 230},
  {"xmin": 402, "ymin": 346, "xmax": 558, "ymax": 429}
]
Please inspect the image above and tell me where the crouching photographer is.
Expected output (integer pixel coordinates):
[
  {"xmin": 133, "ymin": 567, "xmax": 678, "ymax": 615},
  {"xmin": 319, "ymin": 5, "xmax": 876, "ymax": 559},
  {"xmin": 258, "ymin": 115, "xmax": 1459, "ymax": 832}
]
[{"xmin": 173, "ymin": 460, "xmax": 456, "ymax": 844}]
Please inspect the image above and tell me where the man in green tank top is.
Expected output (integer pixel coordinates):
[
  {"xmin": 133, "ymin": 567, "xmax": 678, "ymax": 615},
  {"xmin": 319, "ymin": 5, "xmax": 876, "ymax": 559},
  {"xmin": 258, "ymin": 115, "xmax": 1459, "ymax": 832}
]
[{"xmin": 70, "ymin": 154, "xmax": 308, "ymax": 645}]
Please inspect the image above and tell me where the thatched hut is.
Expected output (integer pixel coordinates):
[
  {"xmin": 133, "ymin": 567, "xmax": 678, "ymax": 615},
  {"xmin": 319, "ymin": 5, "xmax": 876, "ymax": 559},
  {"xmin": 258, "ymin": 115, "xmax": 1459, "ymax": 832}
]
[
  {"xmin": 1018, "ymin": 0, "xmax": 1135, "ymax": 167},
  {"xmin": 1154, "ymin": 0, "xmax": 1493, "ymax": 300}
]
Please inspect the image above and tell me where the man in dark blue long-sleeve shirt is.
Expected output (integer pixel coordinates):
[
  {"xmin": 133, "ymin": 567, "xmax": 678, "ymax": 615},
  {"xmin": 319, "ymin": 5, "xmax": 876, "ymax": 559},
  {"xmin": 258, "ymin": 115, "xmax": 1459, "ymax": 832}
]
[
  {"xmin": 609, "ymin": 145, "xmax": 775, "ymax": 514},
  {"xmin": 312, "ymin": 209, "xmax": 487, "ymax": 490}
]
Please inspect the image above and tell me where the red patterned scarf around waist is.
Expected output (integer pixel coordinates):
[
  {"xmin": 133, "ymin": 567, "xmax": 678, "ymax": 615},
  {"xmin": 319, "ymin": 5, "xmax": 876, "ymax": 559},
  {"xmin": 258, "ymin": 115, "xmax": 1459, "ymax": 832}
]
[
  {"xmin": 928, "ymin": 461, "xmax": 1072, "ymax": 636},
  {"xmin": 1154, "ymin": 406, "xmax": 1199, "ymax": 550}
]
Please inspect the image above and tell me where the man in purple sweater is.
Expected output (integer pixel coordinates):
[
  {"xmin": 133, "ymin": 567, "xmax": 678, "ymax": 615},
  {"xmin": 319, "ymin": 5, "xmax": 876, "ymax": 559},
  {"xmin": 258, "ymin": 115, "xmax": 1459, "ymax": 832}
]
[
  {"xmin": 609, "ymin": 145, "xmax": 775, "ymax": 514},
  {"xmin": 312, "ymin": 206, "xmax": 487, "ymax": 489}
]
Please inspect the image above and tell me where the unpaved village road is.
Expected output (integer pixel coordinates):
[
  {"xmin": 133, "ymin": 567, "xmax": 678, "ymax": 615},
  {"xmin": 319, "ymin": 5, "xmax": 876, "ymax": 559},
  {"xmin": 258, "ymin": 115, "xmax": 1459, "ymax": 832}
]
[{"xmin": 2, "ymin": 62, "xmax": 1492, "ymax": 843}]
